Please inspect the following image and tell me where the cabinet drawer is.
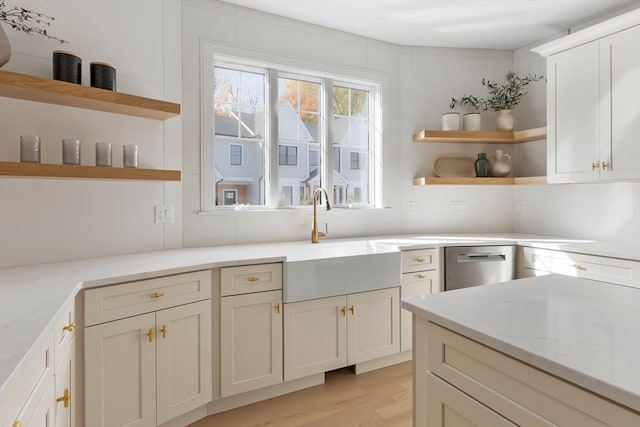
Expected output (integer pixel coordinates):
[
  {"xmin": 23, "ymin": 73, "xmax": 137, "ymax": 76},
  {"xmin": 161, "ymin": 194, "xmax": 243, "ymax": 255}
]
[
  {"xmin": 401, "ymin": 248, "xmax": 439, "ymax": 273},
  {"xmin": 84, "ymin": 270, "xmax": 212, "ymax": 326},
  {"xmin": 426, "ymin": 322, "xmax": 640, "ymax": 426},
  {"xmin": 220, "ymin": 263, "xmax": 282, "ymax": 296},
  {"xmin": 53, "ymin": 300, "xmax": 75, "ymax": 369},
  {"xmin": 1, "ymin": 332, "xmax": 54, "ymax": 427},
  {"xmin": 401, "ymin": 269, "xmax": 438, "ymax": 289},
  {"xmin": 522, "ymin": 247, "xmax": 640, "ymax": 287}
]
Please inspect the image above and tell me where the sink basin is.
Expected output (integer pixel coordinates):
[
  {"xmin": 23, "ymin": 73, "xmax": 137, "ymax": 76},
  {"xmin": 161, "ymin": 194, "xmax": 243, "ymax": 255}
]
[{"xmin": 283, "ymin": 240, "xmax": 401, "ymax": 302}]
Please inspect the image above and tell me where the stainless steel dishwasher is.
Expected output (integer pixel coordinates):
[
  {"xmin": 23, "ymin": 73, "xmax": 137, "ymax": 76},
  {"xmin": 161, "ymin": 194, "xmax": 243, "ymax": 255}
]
[{"xmin": 444, "ymin": 245, "xmax": 516, "ymax": 291}]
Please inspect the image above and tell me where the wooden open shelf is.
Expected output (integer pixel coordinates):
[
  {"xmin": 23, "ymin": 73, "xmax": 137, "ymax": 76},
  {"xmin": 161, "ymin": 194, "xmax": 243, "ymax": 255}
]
[
  {"xmin": 413, "ymin": 127, "xmax": 546, "ymax": 143},
  {"xmin": 0, "ymin": 162, "xmax": 181, "ymax": 181},
  {"xmin": 0, "ymin": 70, "xmax": 180, "ymax": 120},
  {"xmin": 413, "ymin": 176, "xmax": 547, "ymax": 186}
]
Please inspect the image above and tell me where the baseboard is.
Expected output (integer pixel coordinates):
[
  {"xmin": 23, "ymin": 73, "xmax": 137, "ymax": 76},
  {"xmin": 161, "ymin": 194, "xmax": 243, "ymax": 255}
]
[
  {"xmin": 355, "ymin": 350, "xmax": 412, "ymax": 374},
  {"xmin": 207, "ymin": 373, "xmax": 325, "ymax": 415}
]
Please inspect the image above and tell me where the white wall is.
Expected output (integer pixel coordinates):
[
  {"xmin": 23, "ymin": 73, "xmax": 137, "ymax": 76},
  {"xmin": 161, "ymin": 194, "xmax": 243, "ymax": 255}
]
[
  {"xmin": 0, "ymin": 0, "xmax": 182, "ymax": 268},
  {"xmin": 181, "ymin": 0, "xmax": 518, "ymax": 247}
]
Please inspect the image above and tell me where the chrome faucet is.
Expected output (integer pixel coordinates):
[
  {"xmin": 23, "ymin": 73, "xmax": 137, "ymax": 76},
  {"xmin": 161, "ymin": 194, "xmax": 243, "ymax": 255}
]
[{"xmin": 311, "ymin": 187, "xmax": 331, "ymax": 243}]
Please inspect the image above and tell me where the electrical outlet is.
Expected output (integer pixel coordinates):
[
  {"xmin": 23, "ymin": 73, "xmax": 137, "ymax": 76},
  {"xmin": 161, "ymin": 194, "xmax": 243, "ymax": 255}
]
[
  {"xmin": 450, "ymin": 201, "xmax": 467, "ymax": 215},
  {"xmin": 407, "ymin": 201, "xmax": 415, "ymax": 216},
  {"xmin": 155, "ymin": 205, "xmax": 174, "ymax": 224},
  {"xmin": 517, "ymin": 200, "xmax": 526, "ymax": 215}
]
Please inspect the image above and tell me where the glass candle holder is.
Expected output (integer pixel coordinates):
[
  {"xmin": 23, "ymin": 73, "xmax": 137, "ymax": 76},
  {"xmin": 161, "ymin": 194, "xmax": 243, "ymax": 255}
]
[
  {"xmin": 123, "ymin": 145, "xmax": 138, "ymax": 168},
  {"xmin": 95, "ymin": 142, "xmax": 112, "ymax": 167},
  {"xmin": 20, "ymin": 135, "xmax": 41, "ymax": 163},
  {"xmin": 62, "ymin": 139, "xmax": 81, "ymax": 165}
]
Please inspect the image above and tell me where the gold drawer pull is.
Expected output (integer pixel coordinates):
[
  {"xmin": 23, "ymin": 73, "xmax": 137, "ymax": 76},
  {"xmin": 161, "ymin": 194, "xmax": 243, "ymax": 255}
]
[
  {"xmin": 275, "ymin": 303, "xmax": 281, "ymax": 314},
  {"xmin": 63, "ymin": 322, "xmax": 76, "ymax": 332},
  {"xmin": 341, "ymin": 306, "xmax": 346, "ymax": 317},
  {"xmin": 414, "ymin": 258, "xmax": 426, "ymax": 263},
  {"xmin": 349, "ymin": 305, "xmax": 355, "ymax": 315},
  {"xmin": 56, "ymin": 387, "xmax": 71, "ymax": 408},
  {"xmin": 592, "ymin": 162, "xmax": 599, "ymax": 171},
  {"xmin": 602, "ymin": 161, "xmax": 608, "ymax": 170},
  {"xmin": 147, "ymin": 328, "xmax": 154, "ymax": 342},
  {"xmin": 150, "ymin": 292, "xmax": 165, "ymax": 299},
  {"xmin": 247, "ymin": 276, "xmax": 260, "ymax": 282},
  {"xmin": 416, "ymin": 274, "xmax": 426, "ymax": 279},
  {"xmin": 161, "ymin": 325, "xmax": 168, "ymax": 338},
  {"xmin": 571, "ymin": 263, "xmax": 585, "ymax": 270},
  {"xmin": 13, "ymin": 421, "xmax": 23, "ymax": 427}
]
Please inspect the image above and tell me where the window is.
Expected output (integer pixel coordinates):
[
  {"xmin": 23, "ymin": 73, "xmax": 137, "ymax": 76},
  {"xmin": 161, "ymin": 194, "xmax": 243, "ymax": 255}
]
[
  {"xmin": 230, "ymin": 144, "xmax": 242, "ymax": 166},
  {"xmin": 202, "ymin": 48, "xmax": 381, "ymax": 210},
  {"xmin": 350, "ymin": 152, "xmax": 362, "ymax": 170},
  {"xmin": 278, "ymin": 145, "xmax": 298, "ymax": 166},
  {"xmin": 353, "ymin": 187, "xmax": 362, "ymax": 203}
]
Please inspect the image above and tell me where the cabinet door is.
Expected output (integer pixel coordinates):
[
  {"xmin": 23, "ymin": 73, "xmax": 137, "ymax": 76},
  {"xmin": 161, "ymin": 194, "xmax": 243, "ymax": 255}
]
[
  {"xmin": 84, "ymin": 313, "xmax": 156, "ymax": 427},
  {"xmin": 600, "ymin": 25, "xmax": 640, "ymax": 181},
  {"xmin": 156, "ymin": 300, "xmax": 212, "ymax": 425},
  {"xmin": 426, "ymin": 373, "xmax": 517, "ymax": 427},
  {"xmin": 346, "ymin": 288, "xmax": 399, "ymax": 364},
  {"xmin": 220, "ymin": 290, "xmax": 283, "ymax": 397},
  {"xmin": 283, "ymin": 296, "xmax": 347, "ymax": 381},
  {"xmin": 400, "ymin": 271, "xmax": 436, "ymax": 352},
  {"xmin": 54, "ymin": 338, "xmax": 75, "ymax": 427},
  {"xmin": 547, "ymin": 41, "xmax": 600, "ymax": 183},
  {"xmin": 13, "ymin": 380, "xmax": 55, "ymax": 427}
]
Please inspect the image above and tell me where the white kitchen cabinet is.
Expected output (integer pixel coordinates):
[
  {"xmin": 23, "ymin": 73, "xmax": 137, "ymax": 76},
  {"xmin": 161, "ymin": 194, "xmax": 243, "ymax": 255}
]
[
  {"xmin": 540, "ymin": 20, "xmax": 640, "ymax": 183},
  {"xmin": 521, "ymin": 246, "xmax": 640, "ymax": 288},
  {"xmin": 283, "ymin": 295, "xmax": 346, "ymax": 381},
  {"xmin": 54, "ymin": 338, "xmax": 74, "ymax": 427},
  {"xmin": 13, "ymin": 381, "xmax": 55, "ymax": 427},
  {"xmin": 220, "ymin": 290, "xmax": 283, "ymax": 397},
  {"xmin": 400, "ymin": 248, "xmax": 439, "ymax": 352},
  {"xmin": 414, "ymin": 319, "xmax": 640, "ymax": 426},
  {"xmin": 83, "ymin": 271, "xmax": 212, "ymax": 427},
  {"xmin": 283, "ymin": 288, "xmax": 400, "ymax": 381},
  {"xmin": 347, "ymin": 288, "xmax": 399, "ymax": 364}
]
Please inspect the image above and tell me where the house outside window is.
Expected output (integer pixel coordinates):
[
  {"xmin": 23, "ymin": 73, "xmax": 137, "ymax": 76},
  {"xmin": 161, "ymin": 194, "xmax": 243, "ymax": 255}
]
[{"xmin": 201, "ymin": 48, "xmax": 381, "ymax": 210}]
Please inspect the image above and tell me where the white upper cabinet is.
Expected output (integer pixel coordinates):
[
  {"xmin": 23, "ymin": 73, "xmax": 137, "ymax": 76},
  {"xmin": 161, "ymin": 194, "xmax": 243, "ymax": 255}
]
[{"xmin": 535, "ymin": 10, "xmax": 640, "ymax": 183}]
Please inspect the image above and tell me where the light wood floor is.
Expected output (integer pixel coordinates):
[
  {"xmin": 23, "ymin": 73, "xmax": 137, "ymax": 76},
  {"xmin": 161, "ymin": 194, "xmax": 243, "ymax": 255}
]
[{"xmin": 188, "ymin": 361, "xmax": 413, "ymax": 427}]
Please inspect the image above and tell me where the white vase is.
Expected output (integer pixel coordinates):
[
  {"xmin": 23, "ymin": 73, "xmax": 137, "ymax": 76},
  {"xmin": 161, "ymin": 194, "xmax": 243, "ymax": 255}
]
[
  {"xmin": 0, "ymin": 24, "xmax": 11, "ymax": 68},
  {"xmin": 463, "ymin": 113, "xmax": 481, "ymax": 131},
  {"xmin": 490, "ymin": 149, "xmax": 512, "ymax": 177},
  {"xmin": 496, "ymin": 109, "xmax": 514, "ymax": 132},
  {"xmin": 441, "ymin": 112, "xmax": 460, "ymax": 131}
]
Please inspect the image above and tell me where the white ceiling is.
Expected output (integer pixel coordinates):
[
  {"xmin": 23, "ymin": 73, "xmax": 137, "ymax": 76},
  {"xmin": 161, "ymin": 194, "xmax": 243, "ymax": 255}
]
[{"xmin": 218, "ymin": 0, "xmax": 640, "ymax": 49}]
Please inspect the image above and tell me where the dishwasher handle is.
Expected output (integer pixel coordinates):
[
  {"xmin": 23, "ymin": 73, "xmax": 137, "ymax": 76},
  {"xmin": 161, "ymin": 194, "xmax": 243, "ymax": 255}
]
[{"xmin": 457, "ymin": 253, "xmax": 507, "ymax": 263}]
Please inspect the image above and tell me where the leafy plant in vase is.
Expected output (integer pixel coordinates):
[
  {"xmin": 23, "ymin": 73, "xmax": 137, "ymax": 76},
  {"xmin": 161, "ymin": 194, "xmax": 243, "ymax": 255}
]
[
  {"xmin": 450, "ymin": 94, "xmax": 488, "ymax": 131},
  {"xmin": 482, "ymin": 71, "xmax": 543, "ymax": 132},
  {"xmin": 0, "ymin": 0, "xmax": 67, "ymax": 67}
]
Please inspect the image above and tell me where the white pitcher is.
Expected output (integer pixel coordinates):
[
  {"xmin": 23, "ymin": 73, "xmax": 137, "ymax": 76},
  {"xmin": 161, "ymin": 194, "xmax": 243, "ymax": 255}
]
[{"xmin": 490, "ymin": 149, "xmax": 511, "ymax": 177}]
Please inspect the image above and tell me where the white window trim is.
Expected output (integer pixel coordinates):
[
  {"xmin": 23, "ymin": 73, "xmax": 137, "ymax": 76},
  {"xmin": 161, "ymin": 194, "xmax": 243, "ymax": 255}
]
[{"xmin": 200, "ymin": 41, "xmax": 383, "ymax": 212}]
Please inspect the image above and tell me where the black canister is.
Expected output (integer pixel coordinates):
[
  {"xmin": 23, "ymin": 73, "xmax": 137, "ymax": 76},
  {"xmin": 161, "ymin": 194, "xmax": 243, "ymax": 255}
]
[
  {"xmin": 90, "ymin": 62, "xmax": 116, "ymax": 91},
  {"xmin": 52, "ymin": 50, "xmax": 82, "ymax": 84}
]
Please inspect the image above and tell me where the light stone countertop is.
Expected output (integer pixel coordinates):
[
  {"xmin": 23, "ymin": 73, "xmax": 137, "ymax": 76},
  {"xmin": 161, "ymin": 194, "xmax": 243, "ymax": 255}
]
[
  {"xmin": 2, "ymin": 232, "xmax": 640, "ymax": 404},
  {"xmin": 402, "ymin": 274, "xmax": 640, "ymax": 413}
]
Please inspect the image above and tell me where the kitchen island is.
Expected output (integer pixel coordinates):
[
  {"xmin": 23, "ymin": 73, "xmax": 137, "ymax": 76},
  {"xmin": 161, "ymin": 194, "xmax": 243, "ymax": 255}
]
[{"xmin": 402, "ymin": 274, "xmax": 640, "ymax": 426}]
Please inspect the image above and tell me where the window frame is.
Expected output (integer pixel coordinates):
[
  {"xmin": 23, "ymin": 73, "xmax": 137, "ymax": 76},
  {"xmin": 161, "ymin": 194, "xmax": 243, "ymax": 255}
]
[{"xmin": 201, "ymin": 44, "xmax": 383, "ymax": 212}]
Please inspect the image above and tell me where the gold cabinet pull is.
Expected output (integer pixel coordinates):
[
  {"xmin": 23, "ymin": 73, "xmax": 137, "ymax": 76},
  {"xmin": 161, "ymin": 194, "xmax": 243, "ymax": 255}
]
[
  {"xmin": 416, "ymin": 274, "xmax": 426, "ymax": 279},
  {"xmin": 56, "ymin": 387, "xmax": 71, "ymax": 408},
  {"xmin": 161, "ymin": 325, "xmax": 168, "ymax": 338},
  {"xmin": 349, "ymin": 305, "xmax": 355, "ymax": 315},
  {"xmin": 415, "ymin": 258, "xmax": 426, "ymax": 263},
  {"xmin": 63, "ymin": 322, "xmax": 76, "ymax": 332},
  {"xmin": 341, "ymin": 306, "xmax": 346, "ymax": 317},
  {"xmin": 147, "ymin": 328, "xmax": 153, "ymax": 342},
  {"xmin": 602, "ymin": 161, "xmax": 609, "ymax": 170},
  {"xmin": 571, "ymin": 263, "xmax": 585, "ymax": 270},
  {"xmin": 150, "ymin": 292, "xmax": 165, "ymax": 299},
  {"xmin": 592, "ymin": 162, "xmax": 599, "ymax": 171},
  {"xmin": 13, "ymin": 421, "xmax": 23, "ymax": 427},
  {"xmin": 275, "ymin": 303, "xmax": 281, "ymax": 314},
  {"xmin": 247, "ymin": 276, "xmax": 260, "ymax": 282}
]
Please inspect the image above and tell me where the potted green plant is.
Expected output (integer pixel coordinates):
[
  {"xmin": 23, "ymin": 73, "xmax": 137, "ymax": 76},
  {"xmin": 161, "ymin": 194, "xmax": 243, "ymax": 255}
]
[
  {"xmin": 450, "ymin": 95, "xmax": 488, "ymax": 131},
  {"xmin": 0, "ymin": 0, "xmax": 67, "ymax": 67},
  {"xmin": 482, "ymin": 71, "xmax": 543, "ymax": 131}
]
